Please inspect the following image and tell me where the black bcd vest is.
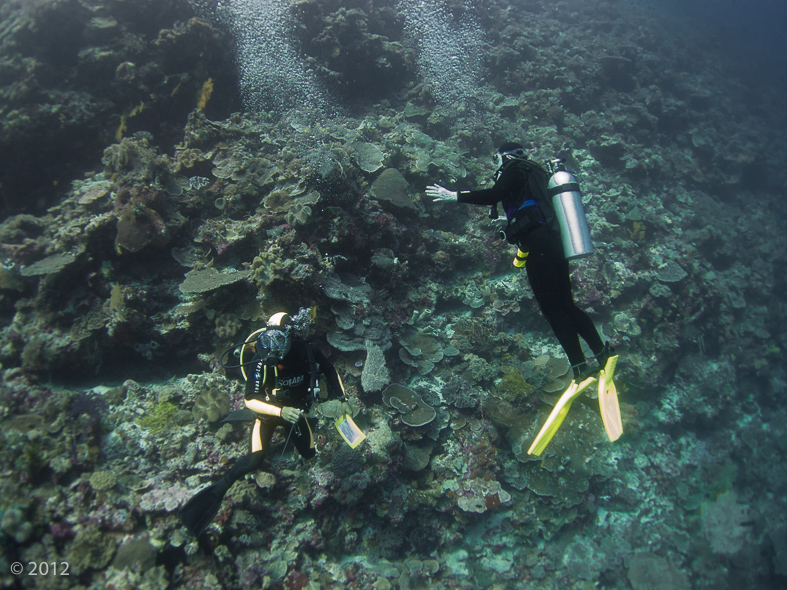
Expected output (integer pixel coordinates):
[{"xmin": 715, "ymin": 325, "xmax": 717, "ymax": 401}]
[{"xmin": 498, "ymin": 158, "xmax": 559, "ymax": 244}]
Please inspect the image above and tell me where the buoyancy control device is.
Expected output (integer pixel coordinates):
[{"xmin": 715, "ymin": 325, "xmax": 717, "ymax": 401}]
[{"xmin": 547, "ymin": 159, "xmax": 594, "ymax": 259}]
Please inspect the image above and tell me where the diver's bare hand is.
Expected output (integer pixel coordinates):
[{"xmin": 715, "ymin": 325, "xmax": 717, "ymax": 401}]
[
  {"xmin": 280, "ymin": 407, "xmax": 302, "ymax": 423},
  {"xmin": 425, "ymin": 184, "xmax": 457, "ymax": 202}
]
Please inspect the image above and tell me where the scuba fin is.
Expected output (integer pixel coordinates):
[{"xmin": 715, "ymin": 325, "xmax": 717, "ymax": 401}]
[
  {"xmin": 598, "ymin": 355, "xmax": 623, "ymax": 442},
  {"xmin": 177, "ymin": 477, "xmax": 232, "ymax": 537},
  {"xmin": 528, "ymin": 376, "xmax": 597, "ymax": 456},
  {"xmin": 221, "ymin": 408, "xmax": 258, "ymax": 423},
  {"xmin": 178, "ymin": 451, "xmax": 265, "ymax": 536}
]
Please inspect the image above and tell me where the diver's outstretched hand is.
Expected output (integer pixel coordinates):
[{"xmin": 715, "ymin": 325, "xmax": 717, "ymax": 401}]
[{"xmin": 426, "ymin": 184, "xmax": 457, "ymax": 202}]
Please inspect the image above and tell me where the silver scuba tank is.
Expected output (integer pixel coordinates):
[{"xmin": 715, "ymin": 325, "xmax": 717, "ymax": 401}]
[{"xmin": 547, "ymin": 159, "xmax": 594, "ymax": 259}]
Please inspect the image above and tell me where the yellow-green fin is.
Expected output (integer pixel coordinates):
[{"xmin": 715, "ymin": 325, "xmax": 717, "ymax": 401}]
[{"xmin": 528, "ymin": 377, "xmax": 596, "ymax": 456}]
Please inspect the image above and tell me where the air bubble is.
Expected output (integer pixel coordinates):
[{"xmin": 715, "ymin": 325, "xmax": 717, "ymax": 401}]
[
  {"xmin": 189, "ymin": 0, "xmax": 340, "ymax": 119},
  {"xmin": 398, "ymin": 0, "xmax": 485, "ymax": 111}
]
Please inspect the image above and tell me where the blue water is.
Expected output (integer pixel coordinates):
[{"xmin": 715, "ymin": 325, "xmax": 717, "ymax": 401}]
[{"xmin": 654, "ymin": 0, "xmax": 787, "ymax": 78}]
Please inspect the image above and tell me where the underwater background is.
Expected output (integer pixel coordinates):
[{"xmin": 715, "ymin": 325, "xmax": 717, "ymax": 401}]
[{"xmin": 1, "ymin": 0, "xmax": 786, "ymax": 588}]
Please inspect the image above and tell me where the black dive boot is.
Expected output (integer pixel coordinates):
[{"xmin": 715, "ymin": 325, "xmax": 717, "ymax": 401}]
[
  {"xmin": 595, "ymin": 342, "xmax": 616, "ymax": 371},
  {"xmin": 178, "ymin": 451, "xmax": 265, "ymax": 536},
  {"xmin": 572, "ymin": 362, "xmax": 593, "ymax": 381}
]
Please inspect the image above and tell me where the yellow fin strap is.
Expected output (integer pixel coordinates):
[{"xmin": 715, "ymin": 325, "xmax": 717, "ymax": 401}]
[
  {"xmin": 598, "ymin": 355, "xmax": 623, "ymax": 442},
  {"xmin": 528, "ymin": 376, "xmax": 596, "ymax": 456}
]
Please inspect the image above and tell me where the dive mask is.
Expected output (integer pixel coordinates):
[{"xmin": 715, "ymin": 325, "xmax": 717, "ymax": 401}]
[
  {"xmin": 257, "ymin": 328, "xmax": 291, "ymax": 363},
  {"xmin": 494, "ymin": 147, "xmax": 528, "ymax": 169}
]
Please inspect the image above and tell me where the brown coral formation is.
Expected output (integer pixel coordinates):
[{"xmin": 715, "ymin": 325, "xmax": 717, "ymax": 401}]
[
  {"xmin": 382, "ymin": 383, "xmax": 436, "ymax": 427},
  {"xmin": 191, "ymin": 387, "xmax": 230, "ymax": 423},
  {"xmin": 371, "ymin": 168, "xmax": 417, "ymax": 211},
  {"xmin": 179, "ymin": 267, "xmax": 251, "ymax": 295}
]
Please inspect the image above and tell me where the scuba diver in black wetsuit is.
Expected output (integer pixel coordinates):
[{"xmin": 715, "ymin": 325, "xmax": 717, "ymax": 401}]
[
  {"xmin": 427, "ymin": 142, "xmax": 624, "ymax": 454},
  {"xmin": 426, "ymin": 142, "xmax": 612, "ymax": 379},
  {"xmin": 178, "ymin": 312, "xmax": 352, "ymax": 537}
]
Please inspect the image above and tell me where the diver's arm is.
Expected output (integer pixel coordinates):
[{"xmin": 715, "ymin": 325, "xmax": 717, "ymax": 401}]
[
  {"xmin": 427, "ymin": 182, "xmax": 505, "ymax": 206},
  {"xmin": 245, "ymin": 399, "xmax": 303, "ymax": 423},
  {"xmin": 456, "ymin": 187, "xmax": 501, "ymax": 205},
  {"xmin": 428, "ymin": 182, "xmax": 504, "ymax": 206},
  {"xmin": 457, "ymin": 166, "xmax": 521, "ymax": 206},
  {"xmin": 243, "ymin": 360, "xmax": 281, "ymax": 416},
  {"xmin": 244, "ymin": 398, "xmax": 282, "ymax": 417},
  {"xmin": 425, "ymin": 184, "xmax": 457, "ymax": 201},
  {"xmin": 279, "ymin": 406, "xmax": 303, "ymax": 423}
]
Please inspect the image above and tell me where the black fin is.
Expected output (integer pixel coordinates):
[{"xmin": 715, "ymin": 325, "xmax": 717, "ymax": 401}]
[
  {"xmin": 221, "ymin": 408, "xmax": 258, "ymax": 423},
  {"xmin": 177, "ymin": 479, "xmax": 232, "ymax": 537}
]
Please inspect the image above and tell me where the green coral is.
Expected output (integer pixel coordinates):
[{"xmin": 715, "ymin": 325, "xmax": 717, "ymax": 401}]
[
  {"xmin": 68, "ymin": 527, "xmax": 117, "ymax": 575},
  {"xmin": 138, "ymin": 402, "xmax": 179, "ymax": 434},
  {"xmin": 499, "ymin": 367, "xmax": 532, "ymax": 400},
  {"xmin": 89, "ymin": 470, "xmax": 117, "ymax": 492},
  {"xmin": 285, "ymin": 202, "xmax": 312, "ymax": 226},
  {"xmin": 179, "ymin": 267, "xmax": 251, "ymax": 294},
  {"xmin": 20, "ymin": 441, "xmax": 45, "ymax": 481},
  {"xmin": 250, "ymin": 246, "xmax": 285, "ymax": 287},
  {"xmin": 681, "ymin": 458, "xmax": 738, "ymax": 510}
]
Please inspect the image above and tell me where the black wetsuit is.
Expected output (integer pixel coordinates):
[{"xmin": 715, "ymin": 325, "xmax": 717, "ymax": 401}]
[
  {"xmin": 457, "ymin": 160, "xmax": 605, "ymax": 371},
  {"xmin": 244, "ymin": 337, "xmax": 345, "ymax": 460},
  {"xmin": 218, "ymin": 339, "xmax": 344, "ymax": 487},
  {"xmin": 177, "ymin": 337, "xmax": 347, "ymax": 537}
]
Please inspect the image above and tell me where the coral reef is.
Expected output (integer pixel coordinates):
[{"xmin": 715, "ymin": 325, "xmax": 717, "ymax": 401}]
[
  {"xmin": 189, "ymin": 378, "xmax": 231, "ymax": 423},
  {"xmin": 179, "ymin": 267, "xmax": 251, "ymax": 294},
  {"xmin": 371, "ymin": 168, "xmax": 417, "ymax": 211},
  {"xmin": 702, "ymin": 491, "xmax": 753, "ymax": 555},
  {"xmin": 0, "ymin": 0, "xmax": 785, "ymax": 588},
  {"xmin": 382, "ymin": 383, "xmax": 436, "ymax": 427},
  {"xmin": 361, "ymin": 338, "xmax": 391, "ymax": 393},
  {"xmin": 398, "ymin": 327, "xmax": 444, "ymax": 375},
  {"xmin": 322, "ymin": 272, "xmax": 392, "ymax": 352},
  {"xmin": 628, "ymin": 552, "xmax": 690, "ymax": 590}
]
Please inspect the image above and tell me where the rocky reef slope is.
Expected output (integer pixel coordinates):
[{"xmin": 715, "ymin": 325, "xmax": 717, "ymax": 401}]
[{"xmin": 1, "ymin": 0, "xmax": 786, "ymax": 589}]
